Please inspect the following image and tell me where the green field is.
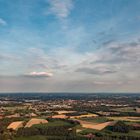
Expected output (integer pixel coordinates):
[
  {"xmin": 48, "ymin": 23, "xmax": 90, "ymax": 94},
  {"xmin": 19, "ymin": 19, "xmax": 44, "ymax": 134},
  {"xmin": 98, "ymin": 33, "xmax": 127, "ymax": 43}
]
[
  {"xmin": 79, "ymin": 117, "xmax": 110, "ymax": 123},
  {"xmin": 78, "ymin": 120, "xmax": 140, "ymax": 138},
  {"xmin": 33, "ymin": 120, "xmax": 73, "ymax": 128},
  {"xmin": 14, "ymin": 135, "xmax": 46, "ymax": 140},
  {"xmin": 78, "ymin": 128, "xmax": 140, "ymax": 137},
  {"xmin": 78, "ymin": 128, "xmax": 98, "ymax": 135},
  {"xmin": 103, "ymin": 130, "xmax": 140, "ymax": 137},
  {"xmin": 14, "ymin": 135, "xmax": 88, "ymax": 140},
  {"xmin": 112, "ymin": 107, "xmax": 136, "ymax": 112},
  {"xmin": 107, "ymin": 116, "xmax": 140, "ymax": 122}
]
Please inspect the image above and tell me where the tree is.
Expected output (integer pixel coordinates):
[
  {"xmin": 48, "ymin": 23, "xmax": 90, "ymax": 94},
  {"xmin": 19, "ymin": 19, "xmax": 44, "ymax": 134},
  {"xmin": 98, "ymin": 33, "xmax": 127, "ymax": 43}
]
[{"xmin": 111, "ymin": 121, "xmax": 129, "ymax": 133}]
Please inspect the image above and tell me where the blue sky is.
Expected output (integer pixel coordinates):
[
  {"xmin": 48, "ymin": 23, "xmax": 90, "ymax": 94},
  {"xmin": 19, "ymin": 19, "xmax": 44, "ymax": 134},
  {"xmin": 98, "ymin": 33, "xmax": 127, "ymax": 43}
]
[{"xmin": 0, "ymin": 0, "xmax": 140, "ymax": 92}]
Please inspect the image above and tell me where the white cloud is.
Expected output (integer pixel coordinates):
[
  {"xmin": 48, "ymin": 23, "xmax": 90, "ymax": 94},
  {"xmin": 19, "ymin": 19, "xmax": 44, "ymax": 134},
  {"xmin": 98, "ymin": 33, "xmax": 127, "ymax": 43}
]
[
  {"xmin": 47, "ymin": 0, "xmax": 73, "ymax": 19},
  {"xmin": 0, "ymin": 18, "xmax": 7, "ymax": 26},
  {"xmin": 26, "ymin": 71, "xmax": 53, "ymax": 77}
]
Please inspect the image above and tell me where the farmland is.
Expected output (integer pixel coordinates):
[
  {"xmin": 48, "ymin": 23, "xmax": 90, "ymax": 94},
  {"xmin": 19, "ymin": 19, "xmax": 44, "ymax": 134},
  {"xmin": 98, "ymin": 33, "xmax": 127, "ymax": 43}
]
[
  {"xmin": 0, "ymin": 93, "xmax": 140, "ymax": 140},
  {"xmin": 107, "ymin": 116, "xmax": 140, "ymax": 122}
]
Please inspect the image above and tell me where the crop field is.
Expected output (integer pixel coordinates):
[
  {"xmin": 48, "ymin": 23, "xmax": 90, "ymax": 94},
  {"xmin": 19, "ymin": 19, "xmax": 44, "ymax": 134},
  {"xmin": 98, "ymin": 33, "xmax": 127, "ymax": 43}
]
[
  {"xmin": 25, "ymin": 118, "xmax": 48, "ymax": 127},
  {"xmin": 78, "ymin": 127, "xmax": 140, "ymax": 137},
  {"xmin": 77, "ymin": 119, "xmax": 114, "ymax": 130},
  {"xmin": 3, "ymin": 106, "xmax": 27, "ymax": 111},
  {"xmin": 107, "ymin": 117, "xmax": 140, "ymax": 122},
  {"xmin": 111, "ymin": 107, "xmax": 136, "ymax": 112},
  {"xmin": 79, "ymin": 117, "xmax": 110, "ymax": 123}
]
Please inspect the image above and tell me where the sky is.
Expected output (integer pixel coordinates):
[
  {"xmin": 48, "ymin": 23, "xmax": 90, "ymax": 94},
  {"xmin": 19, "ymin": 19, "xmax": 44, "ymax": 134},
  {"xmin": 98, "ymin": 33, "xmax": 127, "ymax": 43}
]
[{"xmin": 0, "ymin": 0, "xmax": 140, "ymax": 93}]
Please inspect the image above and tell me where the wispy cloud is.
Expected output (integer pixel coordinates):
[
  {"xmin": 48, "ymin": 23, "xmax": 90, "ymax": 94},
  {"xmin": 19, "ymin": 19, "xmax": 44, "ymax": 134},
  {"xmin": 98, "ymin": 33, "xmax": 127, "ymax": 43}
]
[
  {"xmin": 74, "ymin": 39, "xmax": 140, "ymax": 81},
  {"xmin": 0, "ymin": 18, "xmax": 7, "ymax": 26},
  {"xmin": 76, "ymin": 67, "xmax": 117, "ymax": 75},
  {"xmin": 47, "ymin": 0, "xmax": 73, "ymax": 19}
]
